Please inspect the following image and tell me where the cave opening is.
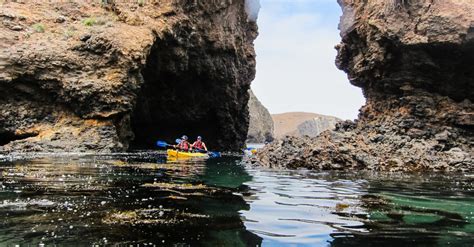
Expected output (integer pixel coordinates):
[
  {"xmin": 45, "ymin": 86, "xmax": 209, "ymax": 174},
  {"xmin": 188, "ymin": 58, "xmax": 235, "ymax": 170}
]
[
  {"xmin": 129, "ymin": 36, "xmax": 222, "ymax": 150},
  {"xmin": 0, "ymin": 131, "xmax": 38, "ymax": 146}
]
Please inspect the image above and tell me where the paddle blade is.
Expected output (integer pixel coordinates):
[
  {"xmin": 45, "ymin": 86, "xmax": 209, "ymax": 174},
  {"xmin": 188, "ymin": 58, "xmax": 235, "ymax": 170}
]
[
  {"xmin": 209, "ymin": 152, "xmax": 221, "ymax": 158},
  {"xmin": 156, "ymin": 141, "xmax": 168, "ymax": 148}
]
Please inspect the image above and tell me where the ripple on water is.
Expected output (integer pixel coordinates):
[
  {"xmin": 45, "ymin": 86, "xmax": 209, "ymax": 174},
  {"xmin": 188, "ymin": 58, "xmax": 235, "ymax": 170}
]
[
  {"xmin": 0, "ymin": 154, "xmax": 473, "ymax": 246},
  {"xmin": 240, "ymin": 168, "xmax": 474, "ymax": 246},
  {"xmin": 240, "ymin": 169, "xmax": 367, "ymax": 246}
]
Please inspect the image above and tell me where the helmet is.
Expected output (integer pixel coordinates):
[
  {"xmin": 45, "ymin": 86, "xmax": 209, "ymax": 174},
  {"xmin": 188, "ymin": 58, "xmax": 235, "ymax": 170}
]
[
  {"xmin": 181, "ymin": 135, "xmax": 188, "ymax": 140},
  {"xmin": 197, "ymin": 136, "xmax": 202, "ymax": 140}
]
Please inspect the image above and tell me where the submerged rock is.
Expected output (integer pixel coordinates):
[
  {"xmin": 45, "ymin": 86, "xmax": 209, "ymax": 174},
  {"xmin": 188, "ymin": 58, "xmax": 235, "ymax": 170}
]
[
  {"xmin": 103, "ymin": 208, "xmax": 210, "ymax": 226},
  {"xmin": 0, "ymin": 1, "xmax": 257, "ymax": 152},
  {"xmin": 246, "ymin": 90, "xmax": 274, "ymax": 143},
  {"xmin": 256, "ymin": 0, "xmax": 474, "ymax": 172}
]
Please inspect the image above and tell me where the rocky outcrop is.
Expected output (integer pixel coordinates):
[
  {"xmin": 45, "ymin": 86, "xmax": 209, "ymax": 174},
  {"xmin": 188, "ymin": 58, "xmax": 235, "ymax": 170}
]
[
  {"xmin": 256, "ymin": 0, "xmax": 473, "ymax": 172},
  {"xmin": 246, "ymin": 90, "xmax": 273, "ymax": 143},
  {"xmin": 0, "ymin": 0, "xmax": 258, "ymax": 152},
  {"xmin": 272, "ymin": 112, "xmax": 341, "ymax": 139}
]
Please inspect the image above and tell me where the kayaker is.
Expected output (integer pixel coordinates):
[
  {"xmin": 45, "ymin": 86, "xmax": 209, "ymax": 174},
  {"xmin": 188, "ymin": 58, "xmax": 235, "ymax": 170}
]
[
  {"xmin": 175, "ymin": 135, "xmax": 192, "ymax": 151},
  {"xmin": 192, "ymin": 136, "xmax": 208, "ymax": 152}
]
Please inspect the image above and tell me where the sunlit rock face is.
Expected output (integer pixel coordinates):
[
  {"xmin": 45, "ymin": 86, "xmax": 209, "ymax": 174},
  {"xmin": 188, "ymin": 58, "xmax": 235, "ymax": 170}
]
[
  {"xmin": 337, "ymin": 0, "xmax": 474, "ymax": 101},
  {"xmin": 256, "ymin": 0, "xmax": 473, "ymax": 172},
  {"xmin": 0, "ymin": 0, "xmax": 257, "ymax": 152},
  {"xmin": 246, "ymin": 90, "xmax": 274, "ymax": 143}
]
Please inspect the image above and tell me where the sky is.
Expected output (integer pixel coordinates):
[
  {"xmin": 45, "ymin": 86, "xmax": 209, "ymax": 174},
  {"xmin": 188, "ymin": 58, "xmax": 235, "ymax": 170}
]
[{"xmin": 250, "ymin": 0, "xmax": 365, "ymax": 120}]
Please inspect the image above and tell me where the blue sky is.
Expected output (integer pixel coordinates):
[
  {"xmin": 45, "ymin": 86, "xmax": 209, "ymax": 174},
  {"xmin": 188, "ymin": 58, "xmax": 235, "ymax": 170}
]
[{"xmin": 251, "ymin": 0, "xmax": 365, "ymax": 120}]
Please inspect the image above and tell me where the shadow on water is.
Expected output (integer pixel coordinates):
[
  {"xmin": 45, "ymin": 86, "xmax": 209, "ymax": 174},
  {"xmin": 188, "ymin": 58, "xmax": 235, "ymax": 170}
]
[{"xmin": 0, "ymin": 154, "xmax": 262, "ymax": 246}]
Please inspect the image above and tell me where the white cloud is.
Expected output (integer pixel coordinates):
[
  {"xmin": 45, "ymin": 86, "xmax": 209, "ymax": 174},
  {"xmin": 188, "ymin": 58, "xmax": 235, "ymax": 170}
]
[{"xmin": 251, "ymin": 1, "xmax": 365, "ymax": 120}]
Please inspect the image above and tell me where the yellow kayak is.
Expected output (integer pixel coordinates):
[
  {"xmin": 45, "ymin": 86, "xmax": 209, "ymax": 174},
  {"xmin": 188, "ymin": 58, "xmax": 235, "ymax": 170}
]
[{"xmin": 167, "ymin": 149, "xmax": 209, "ymax": 159}]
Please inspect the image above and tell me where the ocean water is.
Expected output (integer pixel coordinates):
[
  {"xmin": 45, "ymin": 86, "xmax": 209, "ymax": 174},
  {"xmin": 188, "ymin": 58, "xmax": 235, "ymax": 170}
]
[{"xmin": 0, "ymin": 152, "xmax": 473, "ymax": 246}]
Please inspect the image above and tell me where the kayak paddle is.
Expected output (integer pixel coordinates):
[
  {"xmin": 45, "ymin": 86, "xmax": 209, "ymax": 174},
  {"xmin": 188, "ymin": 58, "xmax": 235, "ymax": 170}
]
[{"xmin": 156, "ymin": 140, "xmax": 174, "ymax": 148}]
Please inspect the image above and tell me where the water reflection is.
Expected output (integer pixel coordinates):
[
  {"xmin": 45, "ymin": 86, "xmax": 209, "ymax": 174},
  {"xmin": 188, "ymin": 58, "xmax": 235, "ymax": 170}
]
[
  {"xmin": 240, "ymin": 169, "xmax": 474, "ymax": 246},
  {"xmin": 240, "ymin": 170, "xmax": 368, "ymax": 246},
  {"xmin": 330, "ymin": 174, "xmax": 474, "ymax": 247},
  {"xmin": 0, "ymin": 154, "xmax": 473, "ymax": 246},
  {"xmin": 0, "ymin": 154, "xmax": 261, "ymax": 246}
]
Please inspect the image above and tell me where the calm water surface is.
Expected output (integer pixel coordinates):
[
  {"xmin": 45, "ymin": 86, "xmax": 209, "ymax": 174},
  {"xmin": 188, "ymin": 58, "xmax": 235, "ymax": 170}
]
[{"xmin": 0, "ymin": 153, "xmax": 473, "ymax": 246}]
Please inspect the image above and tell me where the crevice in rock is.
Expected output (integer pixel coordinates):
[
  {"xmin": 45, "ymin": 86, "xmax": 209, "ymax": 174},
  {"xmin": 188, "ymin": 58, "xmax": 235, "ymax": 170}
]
[
  {"xmin": 129, "ymin": 34, "xmax": 223, "ymax": 150},
  {"xmin": 0, "ymin": 131, "xmax": 38, "ymax": 146}
]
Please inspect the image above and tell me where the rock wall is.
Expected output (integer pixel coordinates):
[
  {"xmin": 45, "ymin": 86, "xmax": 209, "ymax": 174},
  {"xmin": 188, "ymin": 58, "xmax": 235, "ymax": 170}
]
[
  {"xmin": 0, "ymin": 0, "xmax": 257, "ymax": 152},
  {"xmin": 246, "ymin": 90, "xmax": 274, "ymax": 143},
  {"xmin": 256, "ymin": 0, "xmax": 473, "ymax": 172}
]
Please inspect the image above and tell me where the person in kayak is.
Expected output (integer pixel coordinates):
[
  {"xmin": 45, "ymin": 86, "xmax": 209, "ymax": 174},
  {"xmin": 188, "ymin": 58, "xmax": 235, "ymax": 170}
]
[
  {"xmin": 175, "ymin": 135, "xmax": 192, "ymax": 151},
  {"xmin": 192, "ymin": 136, "xmax": 208, "ymax": 152}
]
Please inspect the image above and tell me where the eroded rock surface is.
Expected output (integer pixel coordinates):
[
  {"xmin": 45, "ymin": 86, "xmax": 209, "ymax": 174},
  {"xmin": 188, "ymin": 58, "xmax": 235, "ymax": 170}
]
[
  {"xmin": 0, "ymin": 0, "xmax": 257, "ymax": 152},
  {"xmin": 256, "ymin": 0, "xmax": 473, "ymax": 172},
  {"xmin": 246, "ymin": 90, "xmax": 274, "ymax": 143}
]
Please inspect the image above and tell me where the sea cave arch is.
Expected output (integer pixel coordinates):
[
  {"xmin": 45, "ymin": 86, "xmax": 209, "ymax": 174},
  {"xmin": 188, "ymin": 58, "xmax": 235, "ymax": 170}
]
[{"xmin": 129, "ymin": 29, "xmax": 255, "ymax": 151}]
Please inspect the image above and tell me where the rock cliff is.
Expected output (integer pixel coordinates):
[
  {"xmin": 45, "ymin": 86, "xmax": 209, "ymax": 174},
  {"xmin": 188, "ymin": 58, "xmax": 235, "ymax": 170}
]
[
  {"xmin": 246, "ymin": 90, "xmax": 273, "ymax": 143},
  {"xmin": 256, "ymin": 0, "xmax": 473, "ymax": 172},
  {"xmin": 0, "ymin": 0, "xmax": 257, "ymax": 152},
  {"xmin": 272, "ymin": 112, "xmax": 341, "ymax": 139}
]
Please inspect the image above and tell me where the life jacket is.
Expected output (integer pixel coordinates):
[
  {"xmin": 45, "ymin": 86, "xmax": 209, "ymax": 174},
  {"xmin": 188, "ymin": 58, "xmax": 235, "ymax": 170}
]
[
  {"xmin": 193, "ymin": 140, "xmax": 204, "ymax": 150},
  {"xmin": 178, "ymin": 141, "xmax": 190, "ymax": 151}
]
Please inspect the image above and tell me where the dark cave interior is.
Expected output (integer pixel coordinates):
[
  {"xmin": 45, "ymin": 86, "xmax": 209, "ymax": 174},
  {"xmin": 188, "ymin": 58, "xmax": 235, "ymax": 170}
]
[
  {"xmin": 0, "ymin": 131, "xmax": 38, "ymax": 146},
  {"xmin": 129, "ymin": 37, "xmax": 223, "ymax": 150}
]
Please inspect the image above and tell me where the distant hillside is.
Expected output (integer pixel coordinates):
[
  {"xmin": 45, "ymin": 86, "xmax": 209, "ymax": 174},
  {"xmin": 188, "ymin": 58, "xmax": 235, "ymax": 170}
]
[{"xmin": 272, "ymin": 112, "xmax": 341, "ymax": 139}]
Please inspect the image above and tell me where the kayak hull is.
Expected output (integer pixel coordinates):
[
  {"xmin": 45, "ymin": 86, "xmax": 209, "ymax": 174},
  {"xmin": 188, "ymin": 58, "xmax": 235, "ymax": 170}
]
[{"xmin": 167, "ymin": 149, "xmax": 209, "ymax": 159}]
